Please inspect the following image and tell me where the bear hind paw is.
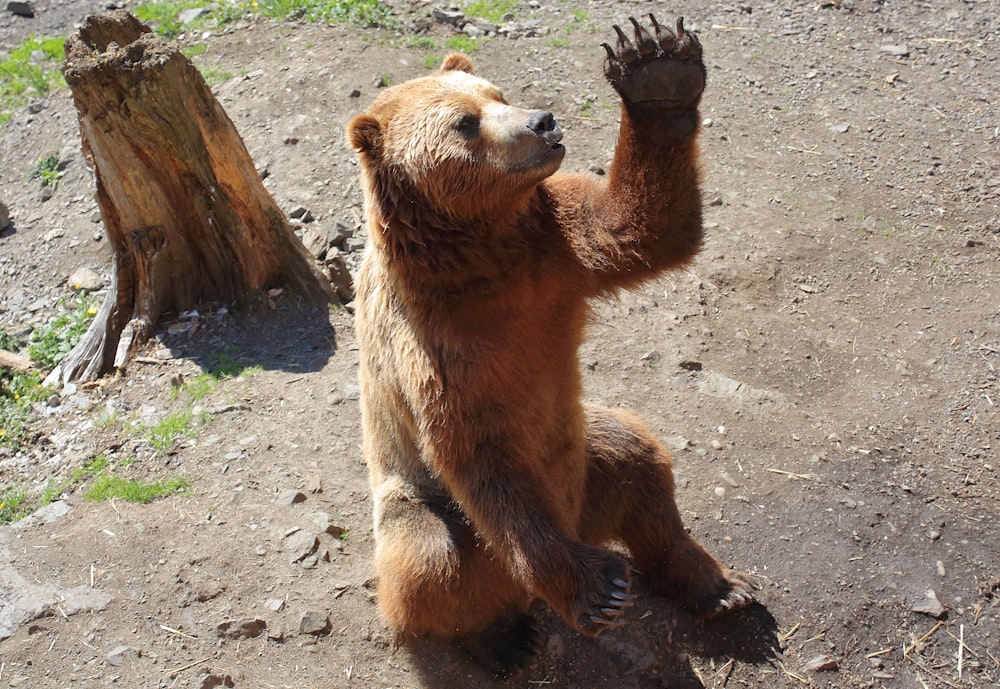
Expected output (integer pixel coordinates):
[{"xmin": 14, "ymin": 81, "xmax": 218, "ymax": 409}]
[{"xmin": 458, "ymin": 613, "xmax": 542, "ymax": 679}]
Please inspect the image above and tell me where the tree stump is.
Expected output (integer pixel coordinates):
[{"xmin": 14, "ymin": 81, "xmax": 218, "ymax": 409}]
[{"xmin": 53, "ymin": 10, "xmax": 336, "ymax": 384}]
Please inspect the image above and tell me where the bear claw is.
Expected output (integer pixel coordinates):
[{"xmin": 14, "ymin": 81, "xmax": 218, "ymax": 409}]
[{"xmin": 603, "ymin": 14, "xmax": 706, "ymax": 110}]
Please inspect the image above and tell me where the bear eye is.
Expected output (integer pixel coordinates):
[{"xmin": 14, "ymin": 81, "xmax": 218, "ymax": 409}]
[{"xmin": 454, "ymin": 114, "xmax": 480, "ymax": 137}]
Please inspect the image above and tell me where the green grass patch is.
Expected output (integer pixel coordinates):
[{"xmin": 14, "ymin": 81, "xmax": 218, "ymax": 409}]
[
  {"xmin": 134, "ymin": 408, "xmax": 209, "ymax": 451},
  {"xmin": 39, "ymin": 455, "xmax": 109, "ymax": 506},
  {"xmin": 405, "ymin": 36, "xmax": 439, "ymax": 51},
  {"xmin": 0, "ymin": 35, "xmax": 66, "ymax": 126},
  {"xmin": 28, "ymin": 294, "xmax": 97, "ymax": 370},
  {"xmin": 445, "ymin": 35, "xmax": 479, "ymax": 53},
  {"xmin": 85, "ymin": 473, "xmax": 190, "ymax": 504},
  {"xmin": 216, "ymin": 0, "xmax": 395, "ymax": 28},
  {"xmin": 463, "ymin": 0, "xmax": 518, "ymax": 23},
  {"xmin": 0, "ymin": 485, "xmax": 30, "ymax": 525},
  {"xmin": 198, "ymin": 64, "xmax": 234, "ymax": 85},
  {"xmin": 1, "ymin": 328, "xmax": 47, "ymax": 449},
  {"xmin": 133, "ymin": 0, "xmax": 213, "ymax": 39}
]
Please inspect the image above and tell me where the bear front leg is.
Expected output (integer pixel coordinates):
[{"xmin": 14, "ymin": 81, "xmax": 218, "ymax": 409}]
[{"xmin": 430, "ymin": 436, "xmax": 637, "ymax": 637}]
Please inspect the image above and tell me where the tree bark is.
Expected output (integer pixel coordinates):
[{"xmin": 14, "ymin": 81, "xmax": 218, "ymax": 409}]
[{"xmin": 53, "ymin": 10, "xmax": 336, "ymax": 385}]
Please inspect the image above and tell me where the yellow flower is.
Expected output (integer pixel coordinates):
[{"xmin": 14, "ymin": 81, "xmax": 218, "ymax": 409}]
[{"xmin": 87, "ymin": 306, "xmax": 98, "ymax": 315}]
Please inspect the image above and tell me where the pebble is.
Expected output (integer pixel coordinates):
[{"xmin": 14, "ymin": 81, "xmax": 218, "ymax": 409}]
[
  {"xmin": 936, "ymin": 560, "xmax": 946, "ymax": 577},
  {"xmin": 879, "ymin": 44, "xmax": 910, "ymax": 57},
  {"xmin": 5, "ymin": 1, "xmax": 34, "ymax": 18},
  {"xmin": 106, "ymin": 645, "xmax": 131, "ymax": 667},
  {"xmin": 804, "ymin": 654, "xmax": 839, "ymax": 672},
  {"xmin": 714, "ymin": 486, "xmax": 726, "ymax": 498},
  {"xmin": 911, "ymin": 589, "xmax": 945, "ymax": 618},
  {"xmin": 217, "ymin": 617, "xmax": 267, "ymax": 639},
  {"xmin": 275, "ymin": 489, "xmax": 307, "ymax": 506},
  {"xmin": 68, "ymin": 266, "xmax": 103, "ymax": 291},
  {"xmin": 0, "ymin": 201, "xmax": 9, "ymax": 229},
  {"xmin": 284, "ymin": 530, "xmax": 319, "ymax": 563},
  {"xmin": 298, "ymin": 610, "xmax": 331, "ymax": 636}
]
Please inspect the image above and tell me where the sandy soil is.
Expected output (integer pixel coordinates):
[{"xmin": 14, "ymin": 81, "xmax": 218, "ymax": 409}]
[{"xmin": 1, "ymin": 1, "xmax": 997, "ymax": 687}]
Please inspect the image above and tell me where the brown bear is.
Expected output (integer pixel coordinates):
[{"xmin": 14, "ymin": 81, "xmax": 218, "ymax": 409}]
[{"xmin": 348, "ymin": 15, "xmax": 754, "ymax": 674}]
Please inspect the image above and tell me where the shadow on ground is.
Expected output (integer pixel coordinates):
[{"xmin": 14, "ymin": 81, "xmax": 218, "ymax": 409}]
[{"xmin": 404, "ymin": 599, "xmax": 779, "ymax": 688}]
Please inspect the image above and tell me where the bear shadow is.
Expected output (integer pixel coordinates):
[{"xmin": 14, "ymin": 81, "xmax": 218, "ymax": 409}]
[{"xmin": 404, "ymin": 596, "xmax": 779, "ymax": 689}]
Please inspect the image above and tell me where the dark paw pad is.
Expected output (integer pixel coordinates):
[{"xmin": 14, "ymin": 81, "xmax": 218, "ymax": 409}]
[
  {"xmin": 602, "ymin": 15, "xmax": 706, "ymax": 108},
  {"xmin": 459, "ymin": 614, "xmax": 542, "ymax": 679}
]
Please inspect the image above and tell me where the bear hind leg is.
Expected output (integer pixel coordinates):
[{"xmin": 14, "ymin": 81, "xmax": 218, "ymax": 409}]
[
  {"xmin": 579, "ymin": 407, "xmax": 755, "ymax": 616},
  {"xmin": 373, "ymin": 481, "xmax": 540, "ymax": 674}
]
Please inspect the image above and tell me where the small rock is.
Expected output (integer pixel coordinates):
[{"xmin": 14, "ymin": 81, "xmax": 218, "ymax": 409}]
[
  {"xmin": 911, "ymin": 589, "xmax": 946, "ymax": 618},
  {"xmin": 284, "ymin": 530, "xmax": 319, "ymax": 563},
  {"xmin": 200, "ymin": 673, "xmax": 235, "ymax": 689},
  {"xmin": 879, "ymin": 44, "xmax": 910, "ymax": 57},
  {"xmin": 266, "ymin": 598, "xmax": 285, "ymax": 612},
  {"xmin": 298, "ymin": 610, "xmax": 331, "ymax": 636},
  {"xmin": 714, "ymin": 486, "xmax": 727, "ymax": 498},
  {"xmin": 68, "ymin": 266, "xmax": 104, "ymax": 291},
  {"xmin": 640, "ymin": 350, "xmax": 661, "ymax": 364},
  {"xmin": 829, "ymin": 123, "xmax": 850, "ymax": 134},
  {"xmin": 344, "ymin": 384, "xmax": 361, "ymax": 401},
  {"xmin": 678, "ymin": 360, "xmax": 703, "ymax": 371},
  {"xmin": 432, "ymin": 8, "xmax": 464, "ymax": 25},
  {"xmin": 936, "ymin": 560, "xmax": 946, "ymax": 577},
  {"xmin": 217, "ymin": 617, "xmax": 267, "ymax": 639},
  {"xmin": 0, "ymin": 201, "xmax": 10, "ymax": 229},
  {"xmin": 6, "ymin": 1, "xmax": 34, "ymax": 17},
  {"xmin": 178, "ymin": 6, "xmax": 211, "ymax": 24},
  {"xmin": 804, "ymin": 654, "xmax": 839, "ymax": 672},
  {"xmin": 107, "ymin": 645, "xmax": 131, "ymax": 667},
  {"xmin": 306, "ymin": 511, "xmax": 346, "ymax": 538},
  {"xmin": 275, "ymin": 489, "xmax": 307, "ymax": 506}
]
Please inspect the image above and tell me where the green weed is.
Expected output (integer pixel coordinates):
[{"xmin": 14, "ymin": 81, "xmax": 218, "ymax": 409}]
[
  {"xmin": 216, "ymin": 0, "xmax": 395, "ymax": 28},
  {"xmin": 549, "ymin": 37, "xmax": 569, "ymax": 48},
  {"xmin": 463, "ymin": 0, "xmax": 518, "ymax": 23},
  {"xmin": 0, "ymin": 485, "xmax": 29, "ymax": 525},
  {"xmin": 29, "ymin": 154, "xmax": 63, "ymax": 189},
  {"xmin": 133, "ymin": 0, "xmax": 212, "ymax": 39},
  {"xmin": 135, "ymin": 408, "xmax": 209, "ymax": 451},
  {"xmin": 0, "ymin": 35, "xmax": 66, "ymax": 126},
  {"xmin": 28, "ymin": 294, "xmax": 98, "ymax": 370},
  {"xmin": 445, "ymin": 35, "xmax": 478, "ymax": 53},
  {"xmin": 85, "ymin": 473, "xmax": 190, "ymax": 503},
  {"xmin": 198, "ymin": 65, "xmax": 234, "ymax": 85},
  {"xmin": 405, "ymin": 36, "xmax": 439, "ymax": 51},
  {"xmin": 39, "ymin": 455, "xmax": 109, "ymax": 506},
  {"xmin": 423, "ymin": 54, "xmax": 440, "ymax": 70}
]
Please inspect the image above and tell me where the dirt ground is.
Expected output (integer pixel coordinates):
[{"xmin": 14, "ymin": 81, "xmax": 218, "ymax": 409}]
[{"xmin": 1, "ymin": 0, "xmax": 998, "ymax": 687}]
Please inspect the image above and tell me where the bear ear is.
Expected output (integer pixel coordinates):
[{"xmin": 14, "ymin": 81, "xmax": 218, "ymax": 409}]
[
  {"xmin": 440, "ymin": 53, "xmax": 476, "ymax": 75},
  {"xmin": 347, "ymin": 114, "xmax": 382, "ymax": 156}
]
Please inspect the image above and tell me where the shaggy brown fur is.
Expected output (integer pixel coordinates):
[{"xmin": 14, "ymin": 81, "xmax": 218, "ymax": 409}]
[{"xmin": 348, "ymin": 15, "xmax": 753, "ymax": 673}]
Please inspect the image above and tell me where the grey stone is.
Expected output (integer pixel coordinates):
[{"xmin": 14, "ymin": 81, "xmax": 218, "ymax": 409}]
[
  {"xmin": 6, "ymin": 1, "xmax": 34, "ymax": 17},
  {"xmin": 217, "ymin": 617, "xmax": 267, "ymax": 639},
  {"xmin": 298, "ymin": 610, "xmax": 331, "ymax": 636},
  {"xmin": 68, "ymin": 266, "xmax": 104, "ymax": 291},
  {"xmin": 275, "ymin": 489, "xmax": 307, "ymax": 506},
  {"xmin": 107, "ymin": 645, "xmax": 131, "ymax": 667},
  {"xmin": 0, "ymin": 201, "xmax": 9, "ymax": 229},
  {"xmin": 804, "ymin": 654, "xmax": 839, "ymax": 672},
  {"xmin": 284, "ymin": 530, "xmax": 319, "ymax": 563},
  {"xmin": 911, "ymin": 589, "xmax": 946, "ymax": 618}
]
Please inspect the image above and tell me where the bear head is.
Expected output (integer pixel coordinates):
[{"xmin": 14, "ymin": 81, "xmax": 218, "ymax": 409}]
[{"xmin": 347, "ymin": 54, "xmax": 565, "ymax": 223}]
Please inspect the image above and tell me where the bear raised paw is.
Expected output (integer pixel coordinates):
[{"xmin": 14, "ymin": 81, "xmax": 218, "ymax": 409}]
[{"xmin": 348, "ymin": 14, "xmax": 754, "ymax": 677}]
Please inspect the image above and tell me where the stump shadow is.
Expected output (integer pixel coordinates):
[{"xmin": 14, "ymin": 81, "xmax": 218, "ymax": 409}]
[{"xmin": 156, "ymin": 297, "xmax": 337, "ymax": 375}]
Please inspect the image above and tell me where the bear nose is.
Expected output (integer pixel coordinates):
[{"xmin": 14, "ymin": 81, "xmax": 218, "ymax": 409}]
[{"xmin": 527, "ymin": 110, "xmax": 563, "ymax": 144}]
